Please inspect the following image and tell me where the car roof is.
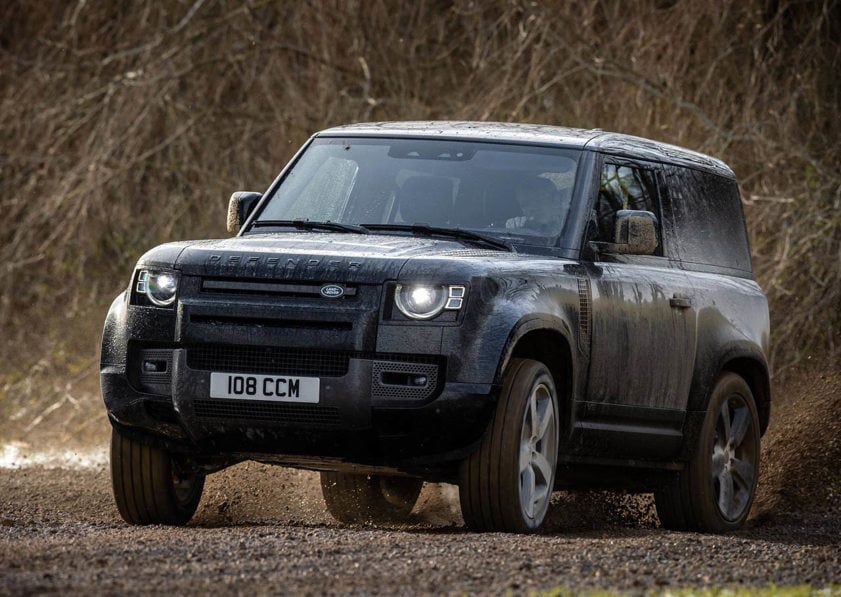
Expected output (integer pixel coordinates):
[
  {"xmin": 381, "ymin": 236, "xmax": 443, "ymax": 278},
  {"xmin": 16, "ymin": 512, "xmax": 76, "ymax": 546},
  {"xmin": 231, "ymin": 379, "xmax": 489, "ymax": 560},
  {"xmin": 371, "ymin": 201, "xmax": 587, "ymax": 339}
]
[{"xmin": 316, "ymin": 121, "xmax": 734, "ymax": 177}]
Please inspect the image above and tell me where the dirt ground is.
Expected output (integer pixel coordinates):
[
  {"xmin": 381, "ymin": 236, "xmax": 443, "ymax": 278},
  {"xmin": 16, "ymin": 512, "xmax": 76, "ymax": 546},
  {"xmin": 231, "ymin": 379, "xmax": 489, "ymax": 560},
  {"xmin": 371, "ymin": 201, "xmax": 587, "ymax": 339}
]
[{"xmin": 1, "ymin": 364, "xmax": 839, "ymax": 595}]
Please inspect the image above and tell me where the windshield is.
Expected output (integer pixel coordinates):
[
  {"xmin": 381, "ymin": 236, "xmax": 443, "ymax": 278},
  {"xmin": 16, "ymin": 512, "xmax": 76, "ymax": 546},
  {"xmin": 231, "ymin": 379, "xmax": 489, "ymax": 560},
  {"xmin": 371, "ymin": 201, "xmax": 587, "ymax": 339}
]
[{"xmin": 252, "ymin": 137, "xmax": 581, "ymax": 248}]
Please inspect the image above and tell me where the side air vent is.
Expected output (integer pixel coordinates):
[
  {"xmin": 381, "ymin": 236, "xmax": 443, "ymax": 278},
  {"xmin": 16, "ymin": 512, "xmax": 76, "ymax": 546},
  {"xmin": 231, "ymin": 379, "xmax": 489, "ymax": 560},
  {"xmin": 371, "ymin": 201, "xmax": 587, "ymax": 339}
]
[{"xmin": 577, "ymin": 278, "xmax": 592, "ymax": 355}]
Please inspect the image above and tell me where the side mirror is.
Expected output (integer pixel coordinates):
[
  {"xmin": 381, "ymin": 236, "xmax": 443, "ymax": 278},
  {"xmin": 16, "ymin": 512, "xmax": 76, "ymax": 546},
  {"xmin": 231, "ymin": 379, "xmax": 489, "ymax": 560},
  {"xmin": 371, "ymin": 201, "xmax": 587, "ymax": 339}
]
[
  {"xmin": 589, "ymin": 210, "xmax": 659, "ymax": 256},
  {"xmin": 611, "ymin": 210, "xmax": 659, "ymax": 255},
  {"xmin": 226, "ymin": 191, "xmax": 262, "ymax": 234}
]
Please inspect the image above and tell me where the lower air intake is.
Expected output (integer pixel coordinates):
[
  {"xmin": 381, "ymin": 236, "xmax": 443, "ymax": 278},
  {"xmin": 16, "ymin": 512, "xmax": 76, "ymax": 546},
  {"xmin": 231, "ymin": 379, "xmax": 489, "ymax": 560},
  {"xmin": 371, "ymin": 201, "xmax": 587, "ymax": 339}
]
[{"xmin": 193, "ymin": 399, "xmax": 342, "ymax": 428}]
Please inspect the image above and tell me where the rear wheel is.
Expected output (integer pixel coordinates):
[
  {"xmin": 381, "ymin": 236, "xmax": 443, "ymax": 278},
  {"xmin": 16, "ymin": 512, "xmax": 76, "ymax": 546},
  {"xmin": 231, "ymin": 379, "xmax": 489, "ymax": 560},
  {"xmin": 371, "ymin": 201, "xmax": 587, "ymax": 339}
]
[
  {"xmin": 459, "ymin": 358, "xmax": 559, "ymax": 533},
  {"xmin": 320, "ymin": 472, "xmax": 423, "ymax": 524},
  {"xmin": 655, "ymin": 372, "xmax": 760, "ymax": 532},
  {"xmin": 110, "ymin": 429, "xmax": 205, "ymax": 525}
]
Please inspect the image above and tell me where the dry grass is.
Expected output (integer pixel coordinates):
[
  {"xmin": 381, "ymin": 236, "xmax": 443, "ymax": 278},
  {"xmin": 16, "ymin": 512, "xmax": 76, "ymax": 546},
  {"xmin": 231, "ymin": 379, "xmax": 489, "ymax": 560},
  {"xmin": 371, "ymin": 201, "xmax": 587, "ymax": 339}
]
[{"xmin": 0, "ymin": 1, "xmax": 839, "ymax": 434}]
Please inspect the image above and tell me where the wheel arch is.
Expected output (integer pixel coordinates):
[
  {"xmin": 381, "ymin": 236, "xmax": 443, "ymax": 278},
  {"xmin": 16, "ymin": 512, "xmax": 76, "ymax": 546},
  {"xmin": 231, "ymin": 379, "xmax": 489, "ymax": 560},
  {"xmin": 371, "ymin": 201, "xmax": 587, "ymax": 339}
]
[
  {"xmin": 721, "ymin": 355, "xmax": 771, "ymax": 436},
  {"xmin": 685, "ymin": 342, "xmax": 771, "ymax": 451},
  {"xmin": 496, "ymin": 317, "xmax": 576, "ymax": 430}
]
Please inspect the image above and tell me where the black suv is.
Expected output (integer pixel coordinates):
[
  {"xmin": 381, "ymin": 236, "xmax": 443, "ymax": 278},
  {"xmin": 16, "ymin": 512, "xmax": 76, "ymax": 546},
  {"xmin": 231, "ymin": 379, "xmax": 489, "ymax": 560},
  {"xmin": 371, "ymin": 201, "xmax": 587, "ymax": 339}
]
[{"xmin": 101, "ymin": 122, "xmax": 770, "ymax": 533}]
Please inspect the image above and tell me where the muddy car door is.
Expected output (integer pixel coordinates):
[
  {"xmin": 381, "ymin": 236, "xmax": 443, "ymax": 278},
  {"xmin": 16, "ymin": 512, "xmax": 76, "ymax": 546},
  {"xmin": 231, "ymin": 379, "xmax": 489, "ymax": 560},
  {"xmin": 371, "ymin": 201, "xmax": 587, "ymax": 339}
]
[{"xmin": 575, "ymin": 159, "xmax": 697, "ymax": 458}]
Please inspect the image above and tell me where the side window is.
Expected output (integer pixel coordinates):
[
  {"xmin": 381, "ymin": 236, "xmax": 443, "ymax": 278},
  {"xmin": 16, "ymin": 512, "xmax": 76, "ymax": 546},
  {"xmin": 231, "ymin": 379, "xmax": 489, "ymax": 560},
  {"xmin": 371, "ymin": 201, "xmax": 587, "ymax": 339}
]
[
  {"xmin": 595, "ymin": 162, "xmax": 662, "ymax": 254},
  {"xmin": 667, "ymin": 166, "xmax": 752, "ymax": 274}
]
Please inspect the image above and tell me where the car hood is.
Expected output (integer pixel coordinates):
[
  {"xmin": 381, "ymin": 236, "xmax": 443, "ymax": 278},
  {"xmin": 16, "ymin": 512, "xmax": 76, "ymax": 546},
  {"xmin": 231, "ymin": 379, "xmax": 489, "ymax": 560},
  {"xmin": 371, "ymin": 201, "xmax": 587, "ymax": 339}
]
[{"xmin": 139, "ymin": 232, "xmax": 524, "ymax": 283}]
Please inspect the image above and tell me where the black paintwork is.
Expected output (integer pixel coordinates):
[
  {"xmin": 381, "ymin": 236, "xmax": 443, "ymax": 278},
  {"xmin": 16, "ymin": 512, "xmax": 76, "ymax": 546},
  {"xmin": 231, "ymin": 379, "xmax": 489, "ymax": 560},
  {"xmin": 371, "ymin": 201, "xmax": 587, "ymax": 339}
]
[{"xmin": 101, "ymin": 122, "xmax": 770, "ymax": 486}]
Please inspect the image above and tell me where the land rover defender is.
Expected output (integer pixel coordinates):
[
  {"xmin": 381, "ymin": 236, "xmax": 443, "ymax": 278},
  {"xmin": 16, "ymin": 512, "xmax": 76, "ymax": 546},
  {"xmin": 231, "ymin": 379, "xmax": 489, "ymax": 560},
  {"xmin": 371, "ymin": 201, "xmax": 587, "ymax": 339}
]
[{"xmin": 101, "ymin": 122, "xmax": 770, "ymax": 533}]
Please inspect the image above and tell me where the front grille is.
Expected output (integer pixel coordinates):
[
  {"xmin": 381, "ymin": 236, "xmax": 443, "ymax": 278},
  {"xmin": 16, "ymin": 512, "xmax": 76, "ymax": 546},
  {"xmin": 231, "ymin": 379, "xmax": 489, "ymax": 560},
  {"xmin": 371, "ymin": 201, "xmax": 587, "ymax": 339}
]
[
  {"xmin": 187, "ymin": 345, "xmax": 443, "ymax": 378},
  {"xmin": 190, "ymin": 314, "xmax": 352, "ymax": 332},
  {"xmin": 201, "ymin": 278, "xmax": 358, "ymax": 298},
  {"xmin": 187, "ymin": 345, "xmax": 350, "ymax": 377},
  {"xmin": 193, "ymin": 399, "xmax": 342, "ymax": 427}
]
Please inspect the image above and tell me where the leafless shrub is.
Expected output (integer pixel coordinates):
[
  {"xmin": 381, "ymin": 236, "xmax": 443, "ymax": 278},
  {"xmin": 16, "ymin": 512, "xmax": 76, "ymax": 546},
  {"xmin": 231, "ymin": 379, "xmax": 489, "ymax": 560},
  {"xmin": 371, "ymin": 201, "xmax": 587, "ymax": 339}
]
[{"xmin": 0, "ymin": 0, "xmax": 838, "ymax": 391}]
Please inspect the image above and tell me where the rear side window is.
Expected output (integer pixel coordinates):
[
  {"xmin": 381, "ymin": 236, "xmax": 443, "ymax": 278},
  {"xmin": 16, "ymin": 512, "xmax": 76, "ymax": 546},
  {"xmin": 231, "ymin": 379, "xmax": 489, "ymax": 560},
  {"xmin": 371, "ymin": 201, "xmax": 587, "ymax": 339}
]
[{"xmin": 665, "ymin": 166, "xmax": 752, "ymax": 275}]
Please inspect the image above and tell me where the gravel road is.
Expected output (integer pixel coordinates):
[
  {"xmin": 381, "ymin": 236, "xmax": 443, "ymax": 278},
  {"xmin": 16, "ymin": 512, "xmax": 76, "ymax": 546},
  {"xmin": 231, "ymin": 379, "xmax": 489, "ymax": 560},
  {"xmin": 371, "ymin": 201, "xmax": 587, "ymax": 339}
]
[
  {"xmin": 2, "ymin": 367, "xmax": 839, "ymax": 595},
  {"xmin": 1, "ymin": 459, "xmax": 839, "ymax": 595}
]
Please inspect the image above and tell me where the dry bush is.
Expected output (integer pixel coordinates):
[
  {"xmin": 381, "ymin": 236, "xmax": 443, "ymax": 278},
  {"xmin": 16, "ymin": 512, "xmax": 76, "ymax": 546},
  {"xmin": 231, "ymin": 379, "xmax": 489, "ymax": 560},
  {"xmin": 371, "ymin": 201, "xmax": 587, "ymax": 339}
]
[{"xmin": 0, "ymin": 0, "xmax": 839, "ymax": 428}]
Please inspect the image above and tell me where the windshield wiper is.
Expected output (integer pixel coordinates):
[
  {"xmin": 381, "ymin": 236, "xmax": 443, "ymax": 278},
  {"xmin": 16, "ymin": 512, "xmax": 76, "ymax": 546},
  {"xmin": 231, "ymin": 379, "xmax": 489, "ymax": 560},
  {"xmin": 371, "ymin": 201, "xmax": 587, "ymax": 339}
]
[
  {"xmin": 362, "ymin": 224, "xmax": 514, "ymax": 252},
  {"xmin": 251, "ymin": 220, "xmax": 370, "ymax": 234}
]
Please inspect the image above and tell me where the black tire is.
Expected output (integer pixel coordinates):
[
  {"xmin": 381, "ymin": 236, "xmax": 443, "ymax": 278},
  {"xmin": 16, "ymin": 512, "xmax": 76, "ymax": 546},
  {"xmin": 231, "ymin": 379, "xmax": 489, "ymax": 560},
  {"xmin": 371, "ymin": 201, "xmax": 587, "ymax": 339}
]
[
  {"xmin": 458, "ymin": 358, "xmax": 559, "ymax": 533},
  {"xmin": 320, "ymin": 472, "xmax": 423, "ymax": 524},
  {"xmin": 110, "ymin": 429, "xmax": 205, "ymax": 525},
  {"xmin": 655, "ymin": 372, "xmax": 760, "ymax": 532}
]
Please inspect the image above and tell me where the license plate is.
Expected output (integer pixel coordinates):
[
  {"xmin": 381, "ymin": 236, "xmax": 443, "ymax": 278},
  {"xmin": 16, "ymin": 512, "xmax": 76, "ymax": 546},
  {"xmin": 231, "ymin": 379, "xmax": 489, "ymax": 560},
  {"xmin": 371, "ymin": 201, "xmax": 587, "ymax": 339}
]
[{"xmin": 209, "ymin": 373, "xmax": 320, "ymax": 403}]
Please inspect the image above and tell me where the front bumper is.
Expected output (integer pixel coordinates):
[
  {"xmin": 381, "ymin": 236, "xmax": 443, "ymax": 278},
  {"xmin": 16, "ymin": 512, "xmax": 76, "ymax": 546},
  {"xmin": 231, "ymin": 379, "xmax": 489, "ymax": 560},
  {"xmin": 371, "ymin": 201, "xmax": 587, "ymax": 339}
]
[{"xmin": 101, "ymin": 347, "xmax": 495, "ymax": 474}]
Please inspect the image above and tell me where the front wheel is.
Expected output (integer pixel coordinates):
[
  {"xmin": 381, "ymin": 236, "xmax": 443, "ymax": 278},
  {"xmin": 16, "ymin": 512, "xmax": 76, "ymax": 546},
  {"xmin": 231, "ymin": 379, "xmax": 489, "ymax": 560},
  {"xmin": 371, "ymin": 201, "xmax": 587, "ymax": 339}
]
[
  {"xmin": 110, "ymin": 429, "xmax": 205, "ymax": 525},
  {"xmin": 655, "ymin": 372, "xmax": 760, "ymax": 532},
  {"xmin": 320, "ymin": 472, "xmax": 423, "ymax": 524},
  {"xmin": 459, "ymin": 358, "xmax": 559, "ymax": 533}
]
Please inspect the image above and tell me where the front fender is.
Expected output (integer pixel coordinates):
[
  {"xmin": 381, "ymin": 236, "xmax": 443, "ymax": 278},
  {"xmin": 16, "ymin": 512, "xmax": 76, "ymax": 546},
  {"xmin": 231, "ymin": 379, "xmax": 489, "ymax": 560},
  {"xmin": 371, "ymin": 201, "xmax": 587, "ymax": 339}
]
[
  {"xmin": 101, "ymin": 291, "xmax": 129, "ymax": 368},
  {"xmin": 442, "ymin": 275, "xmax": 581, "ymax": 385}
]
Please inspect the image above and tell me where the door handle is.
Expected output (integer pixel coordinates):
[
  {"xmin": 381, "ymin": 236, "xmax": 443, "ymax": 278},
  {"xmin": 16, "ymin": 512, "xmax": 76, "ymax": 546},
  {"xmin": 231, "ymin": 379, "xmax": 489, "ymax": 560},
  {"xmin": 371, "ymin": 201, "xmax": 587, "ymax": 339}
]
[{"xmin": 669, "ymin": 294, "xmax": 693, "ymax": 309}]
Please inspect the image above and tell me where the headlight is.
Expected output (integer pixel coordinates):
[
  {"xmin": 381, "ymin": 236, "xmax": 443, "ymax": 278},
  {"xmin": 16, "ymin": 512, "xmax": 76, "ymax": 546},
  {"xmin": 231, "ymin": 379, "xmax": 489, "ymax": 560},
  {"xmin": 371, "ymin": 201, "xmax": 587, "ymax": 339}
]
[
  {"xmin": 136, "ymin": 269, "xmax": 179, "ymax": 307},
  {"xmin": 394, "ymin": 284, "xmax": 466, "ymax": 320}
]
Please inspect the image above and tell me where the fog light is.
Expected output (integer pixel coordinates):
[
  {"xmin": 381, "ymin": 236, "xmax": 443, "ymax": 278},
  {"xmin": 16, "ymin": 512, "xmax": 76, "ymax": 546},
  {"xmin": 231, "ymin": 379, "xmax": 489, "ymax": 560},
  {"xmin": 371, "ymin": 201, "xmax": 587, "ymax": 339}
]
[{"xmin": 143, "ymin": 360, "xmax": 167, "ymax": 373}]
